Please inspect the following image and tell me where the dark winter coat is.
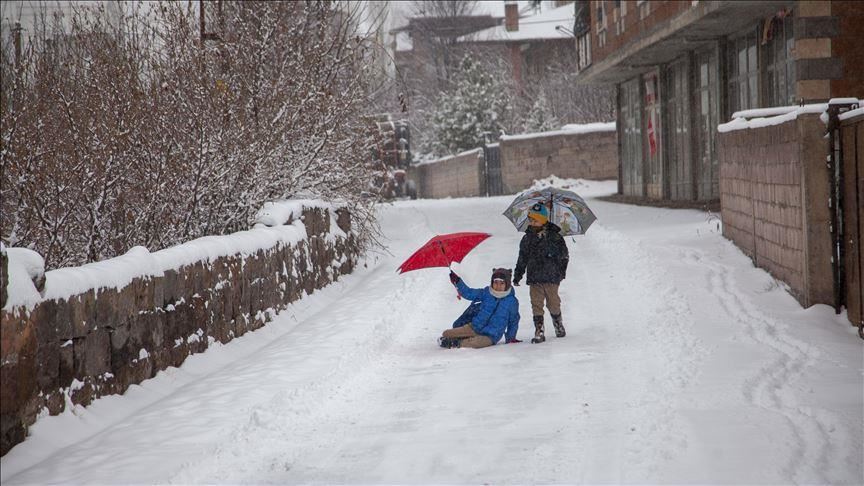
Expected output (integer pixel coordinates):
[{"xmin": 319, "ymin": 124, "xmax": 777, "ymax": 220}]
[
  {"xmin": 453, "ymin": 280, "xmax": 520, "ymax": 344},
  {"xmin": 513, "ymin": 223, "xmax": 569, "ymax": 285}
]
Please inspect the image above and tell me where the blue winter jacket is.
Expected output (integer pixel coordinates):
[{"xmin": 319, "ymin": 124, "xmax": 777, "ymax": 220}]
[{"xmin": 453, "ymin": 279, "xmax": 520, "ymax": 344}]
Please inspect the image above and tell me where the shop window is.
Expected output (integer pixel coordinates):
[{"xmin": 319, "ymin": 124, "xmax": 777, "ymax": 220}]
[
  {"xmin": 695, "ymin": 47, "xmax": 720, "ymax": 199},
  {"xmin": 726, "ymin": 29, "xmax": 759, "ymax": 116},
  {"xmin": 762, "ymin": 11, "xmax": 796, "ymax": 106}
]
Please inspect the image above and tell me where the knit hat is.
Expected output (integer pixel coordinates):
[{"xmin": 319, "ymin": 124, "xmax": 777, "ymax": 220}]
[
  {"xmin": 491, "ymin": 268, "xmax": 512, "ymax": 290},
  {"xmin": 527, "ymin": 203, "xmax": 549, "ymax": 224}
]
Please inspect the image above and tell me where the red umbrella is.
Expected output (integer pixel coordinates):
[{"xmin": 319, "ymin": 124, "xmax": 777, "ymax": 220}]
[{"xmin": 398, "ymin": 232, "xmax": 491, "ymax": 274}]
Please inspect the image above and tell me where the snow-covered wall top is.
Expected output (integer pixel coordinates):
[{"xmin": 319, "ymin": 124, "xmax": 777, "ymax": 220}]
[
  {"xmin": 839, "ymin": 106, "xmax": 864, "ymax": 122},
  {"xmin": 253, "ymin": 199, "xmax": 342, "ymax": 227},
  {"xmin": 500, "ymin": 122, "xmax": 616, "ymax": 141},
  {"xmin": 3, "ymin": 200, "xmax": 345, "ymax": 312},
  {"xmin": 414, "ymin": 148, "xmax": 483, "ymax": 167},
  {"xmin": 718, "ymin": 98, "xmax": 862, "ymax": 133}
]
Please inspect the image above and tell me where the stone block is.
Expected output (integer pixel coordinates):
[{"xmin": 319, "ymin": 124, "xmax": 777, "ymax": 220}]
[
  {"xmin": 34, "ymin": 337, "xmax": 59, "ymax": 393},
  {"xmin": 162, "ymin": 269, "xmax": 180, "ymax": 305},
  {"xmin": 73, "ymin": 330, "xmax": 111, "ymax": 380},
  {"xmin": 94, "ymin": 287, "xmax": 119, "ymax": 332},
  {"xmin": 0, "ymin": 413, "xmax": 25, "ymax": 457},
  {"xmin": 58, "ymin": 339, "xmax": 74, "ymax": 388},
  {"xmin": 796, "ymin": 79, "xmax": 831, "ymax": 101},
  {"xmin": 797, "ymin": 0, "xmax": 832, "ymax": 17},
  {"xmin": 69, "ymin": 292, "xmax": 97, "ymax": 337},
  {"xmin": 795, "ymin": 38, "xmax": 832, "ymax": 60}
]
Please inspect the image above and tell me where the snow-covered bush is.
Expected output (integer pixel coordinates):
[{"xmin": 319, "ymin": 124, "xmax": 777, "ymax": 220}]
[{"xmin": 0, "ymin": 2, "xmax": 382, "ymax": 269}]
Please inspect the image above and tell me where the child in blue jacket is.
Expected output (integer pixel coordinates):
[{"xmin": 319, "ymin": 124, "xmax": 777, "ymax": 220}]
[{"xmin": 439, "ymin": 268, "xmax": 521, "ymax": 348}]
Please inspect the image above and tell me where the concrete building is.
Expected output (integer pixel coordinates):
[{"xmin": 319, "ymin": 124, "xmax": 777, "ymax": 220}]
[{"xmin": 572, "ymin": 1, "xmax": 863, "ymax": 329}]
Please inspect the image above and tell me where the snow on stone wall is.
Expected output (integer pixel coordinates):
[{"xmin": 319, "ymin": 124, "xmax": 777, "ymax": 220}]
[{"xmin": 0, "ymin": 203, "xmax": 358, "ymax": 456}]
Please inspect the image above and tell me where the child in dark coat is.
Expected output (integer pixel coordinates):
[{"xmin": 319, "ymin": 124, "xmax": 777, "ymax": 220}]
[
  {"xmin": 439, "ymin": 268, "xmax": 520, "ymax": 348},
  {"xmin": 513, "ymin": 203, "xmax": 569, "ymax": 343}
]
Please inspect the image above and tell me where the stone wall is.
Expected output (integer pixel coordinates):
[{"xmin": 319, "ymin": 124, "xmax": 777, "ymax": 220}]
[
  {"xmin": 718, "ymin": 113, "xmax": 833, "ymax": 307},
  {"xmin": 498, "ymin": 130, "xmax": 618, "ymax": 194},
  {"xmin": 408, "ymin": 130, "xmax": 618, "ymax": 199},
  {"xmin": 0, "ymin": 207, "xmax": 357, "ymax": 456},
  {"xmin": 410, "ymin": 149, "xmax": 485, "ymax": 199}
]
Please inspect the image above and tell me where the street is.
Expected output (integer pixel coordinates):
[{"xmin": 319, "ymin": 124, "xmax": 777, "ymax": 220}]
[{"xmin": 2, "ymin": 180, "xmax": 861, "ymax": 484}]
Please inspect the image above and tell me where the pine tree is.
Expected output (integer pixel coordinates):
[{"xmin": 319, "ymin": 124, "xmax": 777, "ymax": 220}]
[
  {"xmin": 523, "ymin": 93, "xmax": 560, "ymax": 133},
  {"xmin": 426, "ymin": 56, "xmax": 509, "ymax": 156}
]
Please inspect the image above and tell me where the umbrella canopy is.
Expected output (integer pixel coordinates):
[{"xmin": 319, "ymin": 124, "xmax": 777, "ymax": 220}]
[
  {"xmin": 503, "ymin": 187, "xmax": 597, "ymax": 236},
  {"xmin": 398, "ymin": 232, "xmax": 491, "ymax": 273}
]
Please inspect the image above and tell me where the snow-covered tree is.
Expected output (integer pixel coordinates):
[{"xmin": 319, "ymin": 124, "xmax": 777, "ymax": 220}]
[
  {"xmin": 425, "ymin": 56, "xmax": 509, "ymax": 156},
  {"xmin": 0, "ymin": 1, "xmax": 385, "ymax": 269},
  {"xmin": 522, "ymin": 93, "xmax": 560, "ymax": 133}
]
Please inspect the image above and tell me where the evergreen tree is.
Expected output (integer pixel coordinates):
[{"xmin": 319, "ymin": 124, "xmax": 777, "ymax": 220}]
[
  {"xmin": 426, "ymin": 56, "xmax": 509, "ymax": 156},
  {"xmin": 523, "ymin": 93, "xmax": 560, "ymax": 133}
]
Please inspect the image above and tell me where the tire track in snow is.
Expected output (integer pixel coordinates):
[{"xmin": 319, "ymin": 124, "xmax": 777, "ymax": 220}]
[{"xmin": 682, "ymin": 247, "xmax": 845, "ymax": 484}]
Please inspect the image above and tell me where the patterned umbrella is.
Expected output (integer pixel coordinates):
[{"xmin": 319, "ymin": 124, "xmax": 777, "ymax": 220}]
[{"xmin": 502, "ymin": 187, "xmax": 597, "ymax": 236}]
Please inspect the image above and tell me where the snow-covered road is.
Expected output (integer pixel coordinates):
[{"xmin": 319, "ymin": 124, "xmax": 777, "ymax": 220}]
[{"xmin": 2, "ymin": 180, "xmax": 861, "ymax": 484}]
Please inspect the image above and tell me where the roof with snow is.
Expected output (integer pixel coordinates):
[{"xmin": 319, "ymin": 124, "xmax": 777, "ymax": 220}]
[{"xmin": 458, "ymin": 3, "xmax": 575, "ymax": 43}]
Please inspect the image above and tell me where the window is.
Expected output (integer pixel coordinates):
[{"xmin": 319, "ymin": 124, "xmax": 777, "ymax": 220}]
[
  {"xmin": 615, "ymin": 0, "xmax": 627, "ymax": 35},
  {"xmin": 596, "ymin": 1, "xmax": 608, "ymax": 47},
  {"xmin": 638, "ymin": 0, "xmax": 650, "ymax": 20},
  {"xmin": 726, "ymin": 29, "xmax": 759, "ymax": 116},
  {"xmin": 596, "ymin": 1, "xmax": 607, "ymax": 30},
  {"xmin": 663, "ymin": 57, "xmax": 692, "ymax": 200},
  {"xmin": 620, "ymin": 77, "xmax": 643, "ymax": 196},
  {"xmin": 762, "ymin": 12, "xmax": 796, "ymax": 106},
  {"xmin": 695, "ymin": 48, "xmax": 720, "ymax": 199},
  {"xmin": 576, "ymin": 32, "xmax": 592, "ymax": 70}
]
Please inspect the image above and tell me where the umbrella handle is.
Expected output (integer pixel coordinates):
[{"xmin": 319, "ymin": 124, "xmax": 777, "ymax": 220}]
[{"xmin": 448, "ymin": 262, "xmax": 461, "ymax": 300}]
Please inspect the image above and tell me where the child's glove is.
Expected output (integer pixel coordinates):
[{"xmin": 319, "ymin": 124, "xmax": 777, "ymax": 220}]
[
  {"xmin": 506, "ymin": 337, "xmax": 522, "ymax": 344},
  {"xmin": 449, "ymin": 271, "xmax": 460, "ymax": 284}
]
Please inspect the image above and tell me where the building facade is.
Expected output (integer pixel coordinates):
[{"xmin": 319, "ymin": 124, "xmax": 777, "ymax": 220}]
[
  {"xmin": 573, "ymin": 0, "xmax": 864, "ymax": 329},
  {"xmin": 572, "ymin": 0, "xmax": 863, "ymax": 202}
]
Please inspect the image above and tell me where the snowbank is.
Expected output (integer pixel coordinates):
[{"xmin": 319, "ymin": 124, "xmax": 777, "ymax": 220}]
[
  {"xmin": 501, "ymin": 122, "xmax": 615, "ymax": 141},
  {"xmin": 528, "ymin": 175, "xmax": 618, "ymax": 199}
]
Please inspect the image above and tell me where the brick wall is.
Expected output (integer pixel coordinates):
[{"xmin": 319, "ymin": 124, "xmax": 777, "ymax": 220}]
[
  {"xmin": 718, "ymin": 114, "xmax": 832, "ymax": 307},
  {"xmin": 830, "ymin": 1, "xmax": 864, "ymax": 98},
  {"xmin": 410, "ymin": 149, "xmax": 485, "ymax": 199},
  {"xmin": 0, "ymin": 207, "xmax": 358, "ymax": 456},
  {"xmin": 499, "ymin": 129, "xmax": 617, "ymax": 194},
  {"xmin": 591, "ymin": 0, "xmax": 692, "ymax": 63}
]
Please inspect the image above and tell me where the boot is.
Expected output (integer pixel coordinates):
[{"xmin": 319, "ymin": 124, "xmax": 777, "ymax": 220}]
[
  {"xmin": 531, "ymin": 315, "xmax": 545, "ymax": 344},
  {"xmin": 438, "ymin": 337, "xmax": 462, "ymax": 348},
  {"xmin": 551, "ymin": 313, "xmax": 566, "ymax": 338}
]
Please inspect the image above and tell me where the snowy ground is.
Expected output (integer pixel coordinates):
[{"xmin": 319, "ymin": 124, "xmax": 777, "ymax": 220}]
[{"xmin": 2, "ymin": 180, "xmax": 862, "ymax": 485}]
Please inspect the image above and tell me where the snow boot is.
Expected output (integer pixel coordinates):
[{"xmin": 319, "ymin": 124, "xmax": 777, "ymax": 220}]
[
  {"xmin": 531, "ymin": 315, "xmax": 546, "ymax": 344},
  {"xmin": 551, "ymin": 313, "xmax": 566, "ymax": 338},
  {"xmin": 438, "ymin": 337, "xmax": 462, "ymax": 349}
]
